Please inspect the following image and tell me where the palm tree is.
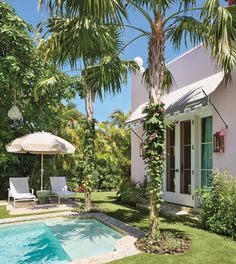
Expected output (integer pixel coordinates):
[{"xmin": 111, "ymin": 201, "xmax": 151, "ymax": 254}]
[
  {"xmin": 38, "ymin": 0, "xmax": 138, "ymax": 210},
  {"xmin": 109, "ymin": 110, "xmax": 129, "ymax": 128},
  {"xmin": 76, "ymin": 57, "xmax": 137, "ymax": 210},
  {"xmin": 39, "ymin": 0, "xmax": 236, "ymax": 237},
  {"xmin": 127, "ymin": 0, "xmax": 236, "ymax": 239}
]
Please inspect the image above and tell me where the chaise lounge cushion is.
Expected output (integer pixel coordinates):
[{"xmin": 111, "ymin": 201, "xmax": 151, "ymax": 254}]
[{"xmin": 12, "ymin": 193, "xmax": 35, "ymax": 199}]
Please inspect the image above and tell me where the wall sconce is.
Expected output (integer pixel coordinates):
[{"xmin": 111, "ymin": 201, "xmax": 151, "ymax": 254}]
[
  {"xmin": 214, "ymin": 131, "xmax": 225, "ymax": 153},
  {"xmin": 139, "ymin": 142, "xmax": 144, "ymax": 157}
]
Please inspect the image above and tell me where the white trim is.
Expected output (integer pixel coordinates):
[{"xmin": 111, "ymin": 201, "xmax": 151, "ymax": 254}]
[
  {"xmin": 164, "ymin": 116, "xmax": 195, "ymax": 207},
  {"xmin": 167, "ymin": 44, "xmax": 203, "ymax": 66},
  {"xmin": 163, "ymin": 106, "xmax": 213, "ymax": 207}
]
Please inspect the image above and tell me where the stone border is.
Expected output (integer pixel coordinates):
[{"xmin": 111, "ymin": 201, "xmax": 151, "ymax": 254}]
[
  {"xmin": 78, "ymin": 212, "xmax": 145, "ymax": 238},
  {"xmin": 0, "ymin": 212, "xmax": 145, "ymax": 264}
]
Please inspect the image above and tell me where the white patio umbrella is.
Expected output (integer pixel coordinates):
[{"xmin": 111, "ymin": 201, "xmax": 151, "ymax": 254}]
[{"xmin": 6, "ymin": 131, "xmax": 76, "ymax": 190}]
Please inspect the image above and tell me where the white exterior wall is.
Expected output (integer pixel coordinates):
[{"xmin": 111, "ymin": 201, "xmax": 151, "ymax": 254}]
[
  {"xmin": 130, "ymin": 72, "xmax": 148, "ymax": 183},
  {"xmin": 168, "ymin": 46, "xmax": 220, "ymax": 91},
  {"xmin": 211, "ymin": 71, "xmax": 236, "ymax": 175},
  {"xmin": 130, "ymin": 45, "xmax": 220, "ymax": 184},
  {"xmin": 131, "ymin": 125, "xmax": 146, "ymax": 183},
  {"xmin": 131, "ymin": 72, "xmax": 148, "ymax": 111}
]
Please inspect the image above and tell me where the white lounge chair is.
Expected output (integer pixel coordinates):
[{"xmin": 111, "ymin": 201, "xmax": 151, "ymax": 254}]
[
  {"xmin": 8, "ymin": 177, "xmax": 36, "ymax": 208},
  {"xmin": 50, "ymin": 177, "xmax": 76, "ymax": 204}
]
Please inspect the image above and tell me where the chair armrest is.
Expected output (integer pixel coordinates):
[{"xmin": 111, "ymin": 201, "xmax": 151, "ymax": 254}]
[{"xmin": 30, "ymin": 188, "xmax": 34, "ymax": 195}]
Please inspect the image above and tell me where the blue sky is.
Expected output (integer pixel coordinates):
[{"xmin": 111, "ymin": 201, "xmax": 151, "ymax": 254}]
[{"xmin": 6, "ymin": 0, "xmax": 225, "ymax": 121}]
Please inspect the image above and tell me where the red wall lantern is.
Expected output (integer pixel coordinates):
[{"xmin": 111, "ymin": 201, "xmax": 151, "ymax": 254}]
[{"xmin": 213, "ymin": 131, "xmax": 225, "ymax": 153}]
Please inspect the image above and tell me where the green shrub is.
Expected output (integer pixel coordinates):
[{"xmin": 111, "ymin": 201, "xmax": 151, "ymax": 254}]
[
  {"xmin": 198, "ymin": 170, "xmax": 236, "ymax": 238},
  {"xmin": 117, "ymin": 178, "xmax": 149, "ymax": 205},
  {"xmin": 117, "ymin": 180, "xmax": 139, "ymax": 204},
  {"xmin": 136, "ymin": 176, "xmax": 149, "ymax": 205}
]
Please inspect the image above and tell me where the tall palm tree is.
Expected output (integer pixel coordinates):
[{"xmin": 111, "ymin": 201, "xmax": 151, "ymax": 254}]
[
  {"xmin": 37, "ymin": 58, "xmax": 137, "ymax": 211},
  {"xmin": 76, "ymin": 57, "xmax": 137, "ymax": 210},
  {"xmin": 38, "ymin": 0, "xmax": 138, "ymax": 210},
  {"xmin": 127, "ymin": 0, "xmax": 236, "ymax": 239}
]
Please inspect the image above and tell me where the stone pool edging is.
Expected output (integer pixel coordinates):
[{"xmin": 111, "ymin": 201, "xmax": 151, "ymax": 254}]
[{"xmin": 0, "ymin": 211, "xmax": 145, "ymax": 264}]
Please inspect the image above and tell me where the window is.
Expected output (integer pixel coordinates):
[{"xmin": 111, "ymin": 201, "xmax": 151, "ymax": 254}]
[
  {"xmin": 201, "ymin": 116, "xmax": 213, "ymax": 186},
  {"xmin": 166, "ymin": 126, "xmax": 175, "ymax": 192}
]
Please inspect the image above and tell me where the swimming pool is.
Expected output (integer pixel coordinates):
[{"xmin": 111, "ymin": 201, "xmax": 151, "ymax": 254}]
[{"xmin": 0, "ymin": 218, "xmax": 123, "ymax": 264}]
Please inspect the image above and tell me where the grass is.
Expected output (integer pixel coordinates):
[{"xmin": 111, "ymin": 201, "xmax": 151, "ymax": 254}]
[
  {"xmin": 0, "ymin": 206, "xmax": 11, "ymax": 218},
  {"xmin": 77, "ymin": 192, "xmax": 236, "ymax": 264},
  {"xmin": 0, "ymin": 192, "xmax": 235, "ymax": 263}
]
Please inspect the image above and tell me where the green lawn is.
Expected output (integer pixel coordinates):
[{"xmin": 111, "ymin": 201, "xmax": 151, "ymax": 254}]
[
  {"xmin": 0, "ymin": 192, "xmax": 235, "ymax": 263},
  {"xmin": 0, "ymin": 205, "xmax": 11, "ymax": 218},
  {"xmin": 78, "ymin": 192, "xmax": 236, "ymax": 264}
]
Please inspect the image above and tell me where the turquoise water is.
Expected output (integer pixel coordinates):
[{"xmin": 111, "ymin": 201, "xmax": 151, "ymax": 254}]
[{"xmin": 0, "ymin": 218, "xmax": 123, "ymax": 264}]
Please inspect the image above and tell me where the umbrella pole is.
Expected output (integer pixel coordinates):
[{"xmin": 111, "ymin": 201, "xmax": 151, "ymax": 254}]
[{"xmin": 41, "ymin": 154, "xmax": 44, "ymax": 190}]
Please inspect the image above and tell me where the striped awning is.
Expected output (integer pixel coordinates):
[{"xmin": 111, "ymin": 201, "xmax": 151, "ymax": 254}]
[{"xmin": 126, "ymin": 72, "xmax": 224, "ymax": 127}]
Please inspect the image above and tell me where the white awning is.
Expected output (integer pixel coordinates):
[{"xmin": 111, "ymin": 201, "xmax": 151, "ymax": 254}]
[{"xmin": 126, "ymin": 72, "xmax": 224, "ymax": 126}]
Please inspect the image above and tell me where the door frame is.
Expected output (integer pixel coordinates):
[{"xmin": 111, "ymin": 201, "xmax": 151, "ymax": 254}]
[
  {"xmin": 164, "ymin": 113, "xmax": 196, "ymax": 207},
  {"xmin": 163, "ymin": 107, "xmax": 213, "ymax": 207}
]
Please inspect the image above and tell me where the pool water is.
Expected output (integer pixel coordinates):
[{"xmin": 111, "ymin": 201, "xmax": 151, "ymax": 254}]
[{"xmin": 0, "ymin": 218, "xmax": 123, "ymax": 264}]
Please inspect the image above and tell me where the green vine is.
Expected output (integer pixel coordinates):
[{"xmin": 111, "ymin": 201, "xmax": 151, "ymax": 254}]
[
  {"xmin": 143, "ymin": 103, "xmax": 166, "ymax": 238},
  {"xmin": 81, "ymin": 117, "xmax": 96, "ymax": 210}
]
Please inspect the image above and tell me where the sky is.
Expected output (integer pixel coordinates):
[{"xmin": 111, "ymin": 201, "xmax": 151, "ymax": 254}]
[{"xmin": 5, "ymin": 0, "xmax": 226, "ymax": 121}]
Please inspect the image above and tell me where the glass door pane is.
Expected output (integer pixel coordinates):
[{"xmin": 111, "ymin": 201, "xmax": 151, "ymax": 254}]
[
  {"xmin": 180, "ymin": 121, "xmax": 191, "ymax": 194},
  {"xmin": 166, "ymin": 126, "xmax": 175, "ymax": 192},
  {"xmin": 201, "ymin": 116, "xmax": 213, "ymax": 186}
]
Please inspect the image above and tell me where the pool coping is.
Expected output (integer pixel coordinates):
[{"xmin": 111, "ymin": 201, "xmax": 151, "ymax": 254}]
[{"xmin": 0, "ymin": 211, "xmax": 145, "ymax": 264}]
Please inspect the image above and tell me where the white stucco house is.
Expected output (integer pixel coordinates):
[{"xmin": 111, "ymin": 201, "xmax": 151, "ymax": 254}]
[{"xmin": 126, "ymin": 45, "xmax": 236, "ymax": 208}]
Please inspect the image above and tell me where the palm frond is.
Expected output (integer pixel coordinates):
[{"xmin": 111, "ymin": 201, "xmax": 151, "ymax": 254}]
[
  {"xmin": 38, "ymin": 17, "xmax": 123, "ymax": 68},
  {"xmin": 143, "ymin": 63, "xmax": 173, "ymax": 94},
  {"xmin": 166, "ymin": 15, "xmax": 205, "ymax": 50},
  {"xmin": 38, "ymin": 0, "xmax": 127, "ymax": 24},
  {"xmin": 178, "ymin": 0, "xmax": 197, "ymax": 11},
  {"xmin": 127, "ymin": 0, "xmax": 175, "ymax": 12},
  {"xmin": 82, "ymin": 57, "xmax": 139, "ymax": 100},
  {"xmin": 201, "ymin": 1, "xmax": 236, "ymax": 77}
]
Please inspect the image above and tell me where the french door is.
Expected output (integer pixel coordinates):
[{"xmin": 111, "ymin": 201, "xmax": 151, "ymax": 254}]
[{"xmin": 166, "ymin": 120, "xmax": 192, "ymax": 195}]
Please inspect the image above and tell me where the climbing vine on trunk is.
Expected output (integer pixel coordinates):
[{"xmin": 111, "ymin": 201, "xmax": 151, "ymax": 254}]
[
  {"xmin": 143, "ymin": 103, "xmax": 166, "ymax": 239},
  {"xmin": 81, "ymin": 117, "xmax": 96, "ymax": 211}
]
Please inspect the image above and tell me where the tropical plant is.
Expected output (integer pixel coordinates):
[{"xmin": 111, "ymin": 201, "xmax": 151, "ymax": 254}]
[
  {"xmin": 127, "ymin": 0, "xmax": 236, "ymax": 240},
  {"xmin": 0, "ymin": 2, "xmax": 76, "ymax": 195},
  {"xmin": 109, "ymin": 110, "xmax": 130, "ymax": 128},
  {"xmin": 37, "ymin": 0, "xmax": 138, "ymax": 210},
  {"xmin": 95, "ymin": 113, "xmax": 131, "ymax": 190},
  {"xmin": 198, "ymin": 170, "xmax": 236, "ymax": 238},
  {"xmin": 75, "ymin": 58, "xmax": 137, "ymax": 210}
]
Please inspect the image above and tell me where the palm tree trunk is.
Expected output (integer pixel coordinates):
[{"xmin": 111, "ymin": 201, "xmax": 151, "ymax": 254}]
[
  {"xmin": 85, "ymin": 88, "xmax": 94, "ymax": 122},
  {"xmin": 147, "ymin": 14, "xmax": 165, "ymax": 239},
  {"xmin": 148, "ymin": 17, "xmax": 165, "ymax": 104},
  {"xmin": 83, "ymin": 88, "xmax": 95, "ymax": 211}
]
